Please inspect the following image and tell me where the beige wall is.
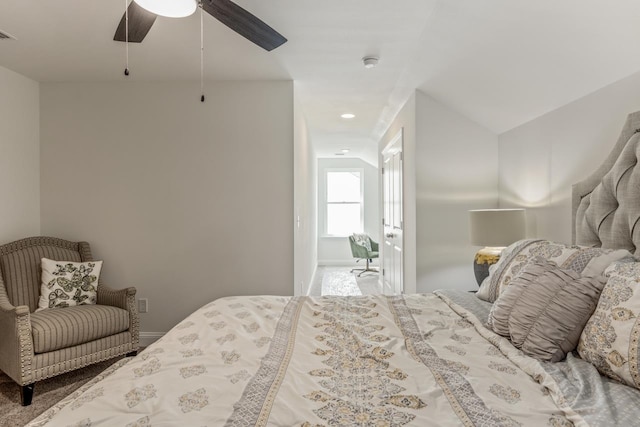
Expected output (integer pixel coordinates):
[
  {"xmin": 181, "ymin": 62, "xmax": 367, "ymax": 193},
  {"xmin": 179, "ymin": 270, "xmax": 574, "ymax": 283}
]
[
  {"xmin": 293, "ymin": 95, "xmax": 317, "ymax": 295},
  {"xmin": 317, "ymin": 157, "xmax": 379, "ymax": 265},
  {"xmin": 40, "ymin": 81, "xmax": 294, "ymax": 333},
  {"xmin": 499, "ymin": 70, "xmax": 640, "ymax": 243},
  {"xmin": 0, "ymin": 66, "xmax": 40, "ymax": 242},
  {"xmin": 415, "ymin": 92, "xmax": 498, "ymax": 292}
]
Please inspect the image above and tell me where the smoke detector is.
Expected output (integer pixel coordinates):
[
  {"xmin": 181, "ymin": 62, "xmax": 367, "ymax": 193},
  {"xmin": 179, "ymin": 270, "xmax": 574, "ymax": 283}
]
[{"xmin": 362, "ymin": 56, "xmax": 379, "ymax": 69}]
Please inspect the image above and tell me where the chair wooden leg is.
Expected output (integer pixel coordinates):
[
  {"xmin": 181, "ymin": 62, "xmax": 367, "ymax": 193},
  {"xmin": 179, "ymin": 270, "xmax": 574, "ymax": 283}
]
[{"xmin": 21, "ymin": 383, "xmax": 35, "ymax": 406}]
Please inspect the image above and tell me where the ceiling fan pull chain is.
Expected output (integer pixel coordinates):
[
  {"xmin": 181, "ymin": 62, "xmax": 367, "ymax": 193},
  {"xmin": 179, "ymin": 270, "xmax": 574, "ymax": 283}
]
[
  {"xmin": 124, "ymin": 0, "xmax": 130, "ymax": 76},
  {"xmin": 200, "ymin": 1, "xmax": 205, "ymax": 102}
]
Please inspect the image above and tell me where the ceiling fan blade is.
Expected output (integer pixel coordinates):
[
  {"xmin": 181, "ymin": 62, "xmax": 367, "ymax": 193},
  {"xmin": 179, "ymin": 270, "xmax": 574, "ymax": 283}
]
[
  {"xmin": 114, "ymin": 2, "xmax": 157, "ymax": 43},
  {"xmin": 201, "ymin": 0, "xmax": 287, "ymax": 51}
]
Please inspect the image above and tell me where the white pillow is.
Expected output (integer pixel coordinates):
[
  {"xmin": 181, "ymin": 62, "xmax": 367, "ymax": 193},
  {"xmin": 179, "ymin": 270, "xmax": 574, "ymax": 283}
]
[
  {"xmin": 38, "ymin": 258, "xmax": 102, "ymax": 310},
  {"xmin": 352, "ymin": 233, "xmax": 372, "ymax": 251}
]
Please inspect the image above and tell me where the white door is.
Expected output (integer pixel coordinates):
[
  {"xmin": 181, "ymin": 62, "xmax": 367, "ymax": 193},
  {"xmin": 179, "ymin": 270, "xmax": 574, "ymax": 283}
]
[{"xmin": 381, "ymin": 130, "xmax": 403, "ymax": 295}]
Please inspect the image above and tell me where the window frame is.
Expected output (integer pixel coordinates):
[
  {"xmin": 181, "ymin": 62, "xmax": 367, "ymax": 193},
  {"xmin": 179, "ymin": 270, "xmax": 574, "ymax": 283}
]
[{"xmin": 323, "ymin": 167, "xmax": 364, "ymax": 237}]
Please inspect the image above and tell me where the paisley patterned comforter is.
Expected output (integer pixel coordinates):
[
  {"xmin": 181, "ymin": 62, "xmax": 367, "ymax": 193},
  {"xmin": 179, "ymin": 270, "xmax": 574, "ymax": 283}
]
[{"xmin": 27, "ymin": 291, "xmax": 639, "ymax": 426}]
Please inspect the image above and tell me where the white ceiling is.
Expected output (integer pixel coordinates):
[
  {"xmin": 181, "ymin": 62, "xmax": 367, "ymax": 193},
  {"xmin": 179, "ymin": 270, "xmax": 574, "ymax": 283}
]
[{"xmin": 2, "ymin": 0, "xmax": 640, "ymax": 165}]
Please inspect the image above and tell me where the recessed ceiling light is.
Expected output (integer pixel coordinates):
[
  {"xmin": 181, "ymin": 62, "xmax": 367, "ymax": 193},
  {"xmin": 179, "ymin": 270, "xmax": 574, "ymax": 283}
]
[
  {"xmin": 341, "ymin": 149, "xmax": 350, "ymax": 153},
  {"xmin": 341, "ymin": 113, "xmax": 355, "ymax": 119}
]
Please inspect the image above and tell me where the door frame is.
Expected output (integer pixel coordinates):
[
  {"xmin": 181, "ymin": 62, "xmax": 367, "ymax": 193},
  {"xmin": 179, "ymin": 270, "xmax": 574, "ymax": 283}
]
[{"xmin": 380, "ymin": 129, "xmax": 404, "ymax": 294}]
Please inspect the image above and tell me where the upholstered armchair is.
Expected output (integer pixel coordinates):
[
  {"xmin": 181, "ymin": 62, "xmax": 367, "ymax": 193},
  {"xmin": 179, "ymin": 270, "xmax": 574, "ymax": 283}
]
[
  {"xmin": 0, "ymin": 237, "xmax": 139, "ymax": 406},
  {"xmin": 348, "ymin": 234, "xmax": 379, "ymax": 277}
]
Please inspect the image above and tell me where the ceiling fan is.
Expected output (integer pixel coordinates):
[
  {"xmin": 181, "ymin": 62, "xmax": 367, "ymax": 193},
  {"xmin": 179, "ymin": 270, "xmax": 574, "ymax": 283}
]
[{"xmin": 114, "ymin": 0, "xmax": 287, "ymax": 52}]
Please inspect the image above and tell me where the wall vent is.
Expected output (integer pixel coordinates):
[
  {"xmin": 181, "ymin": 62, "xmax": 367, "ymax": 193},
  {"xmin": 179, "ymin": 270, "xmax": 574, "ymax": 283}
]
[{"xmin": 0, "ymin": 30, "xmax": 17, "ymax": 41}]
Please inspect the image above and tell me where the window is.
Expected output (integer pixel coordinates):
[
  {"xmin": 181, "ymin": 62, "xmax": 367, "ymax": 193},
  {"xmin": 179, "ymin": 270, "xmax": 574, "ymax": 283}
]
[{"xmin": 325, "ymin": 169, "xmax": 363, "ymax": 236}]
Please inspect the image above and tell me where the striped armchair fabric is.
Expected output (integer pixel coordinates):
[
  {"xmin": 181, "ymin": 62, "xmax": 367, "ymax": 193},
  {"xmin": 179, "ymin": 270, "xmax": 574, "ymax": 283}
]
[{"xmin": 0, "ymin": 237, "xmax": 139, "ymax": 406}]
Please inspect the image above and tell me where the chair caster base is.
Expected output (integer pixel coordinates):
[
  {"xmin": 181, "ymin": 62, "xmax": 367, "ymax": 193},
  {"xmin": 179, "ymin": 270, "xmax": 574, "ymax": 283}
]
[{"xmin": 351, "ymin": 268, "xmax": 379, "ymax": 277}]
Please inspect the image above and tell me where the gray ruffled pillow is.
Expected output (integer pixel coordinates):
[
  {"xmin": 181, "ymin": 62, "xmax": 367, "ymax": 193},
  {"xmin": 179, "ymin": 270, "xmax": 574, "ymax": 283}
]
[{"xmin": 487, "ymin": 259, "xmax": 605, "ymax": 362}]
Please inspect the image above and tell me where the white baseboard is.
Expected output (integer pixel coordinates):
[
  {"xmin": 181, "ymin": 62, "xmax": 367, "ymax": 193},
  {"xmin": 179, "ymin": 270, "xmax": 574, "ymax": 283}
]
[
  {"xmin": 139, "ymin": 332, "xmax": 165, "ymax": 347},
  {"xmin": 305, "ymin": 264, "xmax": 318, "ymax": 296},
  {"xmin": 318, "ymin": 259, "xmax": 352, "ymax": 266},
  {"xmin": 379, "ymin": 278, "xmax": 388, "ymax": 294},
  {"xmin": 318, "ymin": 259, "xmax": 380, "ymax": 267}
]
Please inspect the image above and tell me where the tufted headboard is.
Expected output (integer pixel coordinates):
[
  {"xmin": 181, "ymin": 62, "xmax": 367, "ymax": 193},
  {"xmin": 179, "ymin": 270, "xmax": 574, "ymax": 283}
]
[{"xmin": 572, "ymin": 111, "xmax": 640, "ymax": 255}]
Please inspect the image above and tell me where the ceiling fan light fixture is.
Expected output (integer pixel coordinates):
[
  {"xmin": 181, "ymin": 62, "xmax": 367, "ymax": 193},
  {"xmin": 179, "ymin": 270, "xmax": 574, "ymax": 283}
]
[{"xmin": 133, "ymin": 0, "xmax": 197, "ymax": 18}]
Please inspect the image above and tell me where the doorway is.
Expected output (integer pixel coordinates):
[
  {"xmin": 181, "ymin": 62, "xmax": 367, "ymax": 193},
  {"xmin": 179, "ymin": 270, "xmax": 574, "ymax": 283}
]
[
  {"xmin": 381, "ymin": 129, "xmax": 404, "ymax": 295},
  {"xmin": 311, "ymin": 157, "xmax": 381, "ymax": 296}
]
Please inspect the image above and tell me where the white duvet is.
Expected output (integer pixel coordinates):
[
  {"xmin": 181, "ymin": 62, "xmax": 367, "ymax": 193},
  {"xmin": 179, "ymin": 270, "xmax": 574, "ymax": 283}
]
[{"xmin": 27, "ymin": 293, "xmax": 579, "ymax": 426}]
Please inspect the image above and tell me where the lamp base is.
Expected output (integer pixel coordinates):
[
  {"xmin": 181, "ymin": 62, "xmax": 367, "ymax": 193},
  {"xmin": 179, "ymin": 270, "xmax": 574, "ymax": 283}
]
[{"xmin": 473, "ymin": 247, "xmax": 503, "ymax": 286}]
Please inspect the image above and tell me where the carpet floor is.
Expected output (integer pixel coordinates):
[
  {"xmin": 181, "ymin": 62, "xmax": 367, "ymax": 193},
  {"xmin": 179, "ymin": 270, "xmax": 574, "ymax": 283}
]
[
  {"xmin": 0, "ymin": 357, "xmax": 125, "ymax": 427},
  {"xmin": 309, "ymin": 266, "xmax": 382, "ymax": 296}
]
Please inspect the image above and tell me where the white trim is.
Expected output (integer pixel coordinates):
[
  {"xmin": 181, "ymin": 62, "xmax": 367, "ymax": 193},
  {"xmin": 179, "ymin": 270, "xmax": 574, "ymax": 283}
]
[
  {"xmin": 301, "ymin": 263, "xmax": 318, "ymax": 296},
  {"xmin": 379, "ymin": 278, "xmax": 387, "ymax": 294},
  {"xmin": 380, "ymin": 128, "xmax": 409, "ymax": 294},
  {"xmin": 381, "ymin": 128, "xmax": 403, "ymax": 156},
  {"xmin": 307, "ymin": 264, "xmax": 319, "ymax": 296},
  {"xmin": 307, "ymin": 263, "xmax": 318, "ymax": 295},
  {"xmin": 318, "ymin": 259, "xmax": 354, "ymax": 266},
  {"xmin": 318, "ymin": 259, "xmax": 380, "ymax": 267},
  {"xmin": 139, "ymin": 332, "xmax": 165, "ymax": 347}
]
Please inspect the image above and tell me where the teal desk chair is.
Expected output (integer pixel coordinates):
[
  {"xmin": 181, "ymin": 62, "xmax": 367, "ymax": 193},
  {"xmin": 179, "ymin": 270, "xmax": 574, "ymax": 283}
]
[{"xmin": 348, "ymin": 234, "xmax": 379, "ymax": 277}]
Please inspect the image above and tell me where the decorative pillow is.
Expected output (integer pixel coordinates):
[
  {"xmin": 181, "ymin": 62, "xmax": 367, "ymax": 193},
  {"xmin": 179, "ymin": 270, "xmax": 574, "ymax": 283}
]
[
  {"xmin": 488, "ymin": 260, "xmax": 605, "ymax": 362},
  {"xmin": 352, "ymin": 233, "xmax": 372, "ymax": 251},
  {"xmin": 477, "ymin": 239, "xmax": 630, "ymax": 302},
  {"xmin": 578, "ymin": 260, "xmax": 640, "ymax": 388},
  {"xmin": 38, "ymin": 258, "xmax": 102, "ymax": 310}
]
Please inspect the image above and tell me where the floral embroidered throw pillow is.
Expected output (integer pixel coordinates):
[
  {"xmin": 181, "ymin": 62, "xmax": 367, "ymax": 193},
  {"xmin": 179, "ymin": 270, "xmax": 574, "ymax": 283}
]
[
  {"xmin": 352, "ymin": 233, "xmax": 372, "ymax": 251},
  {"xmin": 38, "ymin": 258, "xmax": 102, "ymax": 310},
  {"xmin": 578, "ymin": 260, "xmax": 640, "ymax": 389}
]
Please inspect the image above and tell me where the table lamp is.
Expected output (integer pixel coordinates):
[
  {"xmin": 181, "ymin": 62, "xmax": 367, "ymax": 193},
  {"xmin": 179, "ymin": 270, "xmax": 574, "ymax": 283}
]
[{"xmin": 469, "ymin": 209, "xmax": 526, "ymax": 285}]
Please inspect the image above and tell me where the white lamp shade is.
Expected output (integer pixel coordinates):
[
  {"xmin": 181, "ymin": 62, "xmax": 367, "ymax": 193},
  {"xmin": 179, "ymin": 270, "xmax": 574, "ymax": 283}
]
[
  {"xmin": 134, "ymin": 0, "xmax": 197, "ymax": 18},
  {"xmin": 469, "ymin": 209, "xmax": 526, "ymax": 247}
]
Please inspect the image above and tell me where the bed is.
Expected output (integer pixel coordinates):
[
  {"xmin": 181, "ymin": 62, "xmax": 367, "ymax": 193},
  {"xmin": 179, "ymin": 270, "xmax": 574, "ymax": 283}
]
[{"xmin": 27, "ymin": 112, "xmax": 640, "ymax": 427}]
